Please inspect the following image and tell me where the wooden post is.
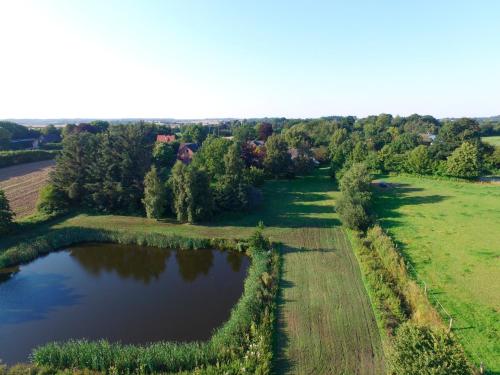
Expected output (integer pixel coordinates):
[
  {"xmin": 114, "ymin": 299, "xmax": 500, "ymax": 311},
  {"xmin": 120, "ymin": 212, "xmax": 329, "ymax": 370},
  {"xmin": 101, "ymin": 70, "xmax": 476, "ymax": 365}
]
[
  {"xmin": 448, "ymin": 317, "xmax": 453, "ymax": 332},
  {"xmin": 423, "ymin": 281, "xmax": 427, "ymax": 295},
  {"xmin": 480, "ymin": 362, "xmax": 484, "ymax": 374}
]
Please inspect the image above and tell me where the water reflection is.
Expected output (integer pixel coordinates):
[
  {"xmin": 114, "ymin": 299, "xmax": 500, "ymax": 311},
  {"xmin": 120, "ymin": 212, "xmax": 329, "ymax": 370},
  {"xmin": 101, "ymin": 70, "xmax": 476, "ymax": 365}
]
[
  {"xmin": 70, "ymin": 243, "xmax": 171, "ymax": 284},
  {"xmin": 0, "ymin": 244, "xmax": 249, "ymax": 365},
  {"xmin": 175, "ymin": 249, "xmax": 214, "ymax": 282},
  {"xmin": 0, "ymin": 272, "xmax": 81, "ymax": 326}
]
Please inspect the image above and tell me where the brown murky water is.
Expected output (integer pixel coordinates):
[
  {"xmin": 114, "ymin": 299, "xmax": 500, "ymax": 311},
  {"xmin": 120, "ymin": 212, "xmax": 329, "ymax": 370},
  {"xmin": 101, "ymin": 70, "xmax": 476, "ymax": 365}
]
[{"xmin": 0, "ymin": 243, "xmax": 249, "ymax": 364}]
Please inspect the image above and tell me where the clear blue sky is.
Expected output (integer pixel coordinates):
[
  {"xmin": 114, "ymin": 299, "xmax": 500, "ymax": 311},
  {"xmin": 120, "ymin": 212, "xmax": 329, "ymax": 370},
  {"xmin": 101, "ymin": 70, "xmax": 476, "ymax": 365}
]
[{"xmin": 0, "ymin": 0, "xmax": 499, "ymax": 119}]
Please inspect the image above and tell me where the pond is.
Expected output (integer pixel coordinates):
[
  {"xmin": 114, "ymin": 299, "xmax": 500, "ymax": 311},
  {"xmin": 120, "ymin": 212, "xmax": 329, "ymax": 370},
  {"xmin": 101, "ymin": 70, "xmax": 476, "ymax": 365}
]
[{"xmin": 0, "ymin": 243, "xmax": 250, "ymax": 365}]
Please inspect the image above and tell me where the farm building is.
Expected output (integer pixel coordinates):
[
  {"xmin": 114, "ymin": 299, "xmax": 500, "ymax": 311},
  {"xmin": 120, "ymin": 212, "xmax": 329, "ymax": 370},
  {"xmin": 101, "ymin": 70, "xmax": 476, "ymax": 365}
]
[
  {"xmin": 177, "ymin": 143, "xmax": 199, "ymax": 164},
  {"xmin": 156, "ymin": 134, "xmax": 176, "ymax": 143}
]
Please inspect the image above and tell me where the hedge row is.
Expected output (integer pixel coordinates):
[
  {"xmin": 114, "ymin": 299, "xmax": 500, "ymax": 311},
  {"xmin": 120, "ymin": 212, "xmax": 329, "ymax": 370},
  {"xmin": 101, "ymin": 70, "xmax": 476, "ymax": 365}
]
[{"xmin": 0, "ymin": 150, "xmax": 57, "ymax": 168}]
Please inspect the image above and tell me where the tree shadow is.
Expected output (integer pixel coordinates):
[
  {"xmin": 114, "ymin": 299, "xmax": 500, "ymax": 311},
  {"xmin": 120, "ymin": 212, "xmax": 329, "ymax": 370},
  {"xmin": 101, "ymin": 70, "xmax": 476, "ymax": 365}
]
[
  {"xmin": 273, "ymin": 256, "xmax": 296, "ymax": 374},
  {"xmin": 373, "ymin": 182, "xmax": 449, "ymax": 232}
]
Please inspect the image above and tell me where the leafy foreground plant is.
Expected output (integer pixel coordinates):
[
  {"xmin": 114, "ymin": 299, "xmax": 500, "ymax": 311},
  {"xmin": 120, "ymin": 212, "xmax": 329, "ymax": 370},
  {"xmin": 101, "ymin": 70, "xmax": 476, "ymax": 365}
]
[{"xmin": 1, "ymin": 226, "xmax": 280, "ymax": 374}]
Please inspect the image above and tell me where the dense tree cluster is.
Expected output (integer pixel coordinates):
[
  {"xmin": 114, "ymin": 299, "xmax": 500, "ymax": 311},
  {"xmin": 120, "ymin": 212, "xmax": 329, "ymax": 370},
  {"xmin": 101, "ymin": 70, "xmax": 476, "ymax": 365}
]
[{"xmin": 0, "ymin": 189, "xmax": 14, "ymax": 234}]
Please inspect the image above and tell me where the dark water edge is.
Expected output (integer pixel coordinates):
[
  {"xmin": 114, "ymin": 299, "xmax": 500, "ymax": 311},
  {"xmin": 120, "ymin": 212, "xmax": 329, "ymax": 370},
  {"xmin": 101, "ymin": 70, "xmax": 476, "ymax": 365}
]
[{"xmin": 0, "ymin": 243, "xmax": 249, "ymax": 365}]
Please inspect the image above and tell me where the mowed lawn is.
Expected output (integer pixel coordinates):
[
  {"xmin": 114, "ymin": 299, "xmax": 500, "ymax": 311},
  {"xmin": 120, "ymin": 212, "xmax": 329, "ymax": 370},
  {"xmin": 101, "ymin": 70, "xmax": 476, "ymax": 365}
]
[
  {"xmin": 373, "ymin": 175, "xmax": 500, "ymax": 372},
  {"xmin": 482, "ymin": 135, "xmax": 500, "ymax": 148},
  {"xmin": 6, "ymin": 169, "xmax": 385, "ymax": 374}
]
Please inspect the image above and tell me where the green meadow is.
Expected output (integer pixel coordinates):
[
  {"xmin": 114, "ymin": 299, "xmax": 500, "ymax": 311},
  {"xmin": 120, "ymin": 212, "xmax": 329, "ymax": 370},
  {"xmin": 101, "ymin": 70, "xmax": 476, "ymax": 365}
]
[{"xmin": 373, "ymin": 175, "xmax": 500, "ymax": 372}]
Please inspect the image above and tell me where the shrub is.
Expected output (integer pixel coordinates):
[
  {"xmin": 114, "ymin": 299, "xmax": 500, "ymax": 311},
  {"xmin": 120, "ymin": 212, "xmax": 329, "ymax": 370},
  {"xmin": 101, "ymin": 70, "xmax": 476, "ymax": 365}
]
[
  {"xmin": 36, "ymin": 184, "xmax": 69, "ymax": 215},
  {"xmin": 391, "ymin": 323, "xmax": 472, "ymax": 375},
  {"xmin": 446, "ymin": 142, "xmax": 480, "ymax": 178},
  {"xmin": 0, "ymin": 150, "xmax": 57, "ymax": 168},
  {"xmin": 0, "ymin": 189, "xmax": 15, "ymax": 235}
]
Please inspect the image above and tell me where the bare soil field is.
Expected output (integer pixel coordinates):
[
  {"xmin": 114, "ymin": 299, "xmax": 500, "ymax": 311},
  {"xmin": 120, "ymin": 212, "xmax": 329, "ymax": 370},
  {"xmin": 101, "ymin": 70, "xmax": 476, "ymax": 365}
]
[{"xmin": 0, "ymin": 160, "xmax": 55, "ymax": 218}]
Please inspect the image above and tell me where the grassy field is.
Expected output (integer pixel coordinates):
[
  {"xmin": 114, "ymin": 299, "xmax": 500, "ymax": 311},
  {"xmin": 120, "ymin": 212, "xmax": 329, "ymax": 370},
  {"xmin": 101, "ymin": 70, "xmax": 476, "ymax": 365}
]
[
  {"xmin": 0, "ymin": 159, "xmax": 55, "ymax": 218},
  {"xmin": 373, "ymin": 175, "xmax": 500, "ymax": 372},
  {"xmin": 1, "ymin": 169, "xmax": 385, "ymax": 374},
  {"xmin": 482, "ymin": 135, "xmax": 500, "ymax": 148}
]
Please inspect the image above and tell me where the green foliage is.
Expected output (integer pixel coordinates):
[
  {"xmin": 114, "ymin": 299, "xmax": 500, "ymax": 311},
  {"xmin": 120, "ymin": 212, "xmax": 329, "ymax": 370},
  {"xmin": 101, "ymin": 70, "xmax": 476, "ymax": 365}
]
[
  {"xmin": 336, "ymin": 163, "xmax": 373, "ymax": 230},
  {"xmin": 391, "ymin": 323, "xmax": 472, "ymax": 375},
  {"xmin": 0, "ymin": 150, "xmax": 57, "ymax": 168},
  {"xmin": 181, "ymin": 124, "xmax": 208, "ymax": 144},
  {"xmin": 40, "ymin": 124, "xmax": 60, "ymax": 136},
  {"xmin": 52, "ymin": 124, "xmax": 155, "ymax": 213},
  {"xmin": 404, "ymin": 145, "xmax": 433, "ymax": 175},
  {"xmin": 36, "ymin": 184, "xmax": 69, "ymax": 215},
  {"xmin": 152, "ymin": 141, "xmax": 178, "ymax": 171},
  {"xmin": 262, "ymin": 134, "xmax": 291, "ymax": 178},
  {"xmin": 142, "ymin": 166, "xmax": 167, "ymax": 219},
  {"xmin": 430, "ymin": 118, "xmax": 481, "ymax": 160},
  {"xmin": 232, "ymin": 125, "xmax": 257, "ymax": 142},
  {"xmin": 0, "ymin": 121, "xmax": 38, "ymax": 140},
  {"xmin": 0, "ymin": 127, "xmax": 11, "ymax": 150},
  {"xmin": 191, "ymin": 135, "xmax": 232, "ymax": 179},
  {"xmin": 0, "ymin": 189, "xmax": 14, "ymax": 235},
  {"xmin": 328, "ymin": 128, "xmax": 351, "ymax": 178},
  {"xmin": 170, "ymin": 162, "xmax": 213, "ymax": 223},
  {"xmin": 243, "ymin": 166, "xmax": 265, "ymax": 187},
  {"xmin": 446, "ymin": 142, "xmax": 480, "ymax": 178}
]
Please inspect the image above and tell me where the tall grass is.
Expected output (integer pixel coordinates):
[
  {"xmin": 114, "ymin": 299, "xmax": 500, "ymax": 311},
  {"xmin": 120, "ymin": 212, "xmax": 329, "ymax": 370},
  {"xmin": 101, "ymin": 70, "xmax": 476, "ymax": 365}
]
[
  {"xmin": 3, "ymin": 227, "xmax": 280, "ymax": 374},
  {"xmin": 350, "ymin": 225, "xmax": 441, "ymax": 340}
]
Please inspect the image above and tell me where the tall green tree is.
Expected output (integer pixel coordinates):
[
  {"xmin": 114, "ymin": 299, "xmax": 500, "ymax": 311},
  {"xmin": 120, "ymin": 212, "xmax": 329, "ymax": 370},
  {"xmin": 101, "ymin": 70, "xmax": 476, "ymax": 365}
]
[
  {"xmin": 430, "ymin": 118, "xmax": 480, "ymax": 159},
  {"xmin": 181, "ymin": 124, "xmax": 208, "ymax": 144},
  {"xmin": 405, "ymin": 145, "xmax": 433, "ymax": 175},
  {"xmin": 0, "ymin": 189, "xmax": 14, "ymax": 235},
  {"xmin": 153, "ymin": 141, "xmax": 178, "ymax": 171},
  {"xmin": 191, "ymin": 135, "xmax": 232, "ymax": 179},
  {"xmin": 336, "ymin": 163, "xmax": 373, "ymax": 231},
  {"xmin": 142, "ymin": 166, "xmax": 166, "ymax": 219},
  {"xmin": 263, "ymin": 134, "xmax": 291, "ymax": 178},
  {"xmin": 214, "ymin": 143, "xmax": 250, "ymax": 211},
  {"xmin": 170, "ymin": 161, "xmax": 212, "ymax": 223},
  {"xmin": 446, "ymin": 141, "xmax": 480, "ymax": 178}
]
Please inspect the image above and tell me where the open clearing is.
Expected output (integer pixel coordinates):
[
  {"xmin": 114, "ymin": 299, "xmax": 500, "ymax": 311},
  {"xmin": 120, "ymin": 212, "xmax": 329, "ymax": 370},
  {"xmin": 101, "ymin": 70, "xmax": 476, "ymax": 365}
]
[
  {"xmin": 0, "ymin": 160, "xmax": 55, "ymax": 218},
  {"xmin": 373, "ymin": 175, "xmax": 500, "ymax": 372},
  {"xmin": 482, "ymin": 135, "xmax": 500, "ymax": 148},
  {"xmin": 3, "ymin": 170, "xmax": 385, "ymax": 374}
]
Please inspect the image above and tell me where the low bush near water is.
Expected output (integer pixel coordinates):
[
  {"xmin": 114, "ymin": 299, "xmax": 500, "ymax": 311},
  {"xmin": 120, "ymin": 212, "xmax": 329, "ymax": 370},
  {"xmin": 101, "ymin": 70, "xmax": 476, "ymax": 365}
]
[{"xmin": 0, "ymin": 227, "xmax": 280, "ymax": 374}]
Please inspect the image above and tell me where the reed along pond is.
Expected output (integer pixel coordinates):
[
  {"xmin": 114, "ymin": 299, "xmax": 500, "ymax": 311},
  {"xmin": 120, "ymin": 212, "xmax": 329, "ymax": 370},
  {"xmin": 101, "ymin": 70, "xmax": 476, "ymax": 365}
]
[{"xmin": 0, "ymin": 243, "xmax": 250, "ymax": 364}]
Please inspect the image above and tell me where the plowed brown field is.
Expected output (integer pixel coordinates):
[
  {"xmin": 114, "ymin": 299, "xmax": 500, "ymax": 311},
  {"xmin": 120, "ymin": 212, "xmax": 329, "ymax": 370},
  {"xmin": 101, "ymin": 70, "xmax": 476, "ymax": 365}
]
[{"xmin": 0, "ymin": 160, "xmax": 55, "ymax": 219}]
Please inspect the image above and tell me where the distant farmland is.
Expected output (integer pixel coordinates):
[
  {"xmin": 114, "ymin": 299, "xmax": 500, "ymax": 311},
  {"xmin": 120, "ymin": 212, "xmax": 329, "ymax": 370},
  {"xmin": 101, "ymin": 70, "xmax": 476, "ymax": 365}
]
[{"xmin": 0, "ymin": 160, "xmax": 55, "ymax": 218}]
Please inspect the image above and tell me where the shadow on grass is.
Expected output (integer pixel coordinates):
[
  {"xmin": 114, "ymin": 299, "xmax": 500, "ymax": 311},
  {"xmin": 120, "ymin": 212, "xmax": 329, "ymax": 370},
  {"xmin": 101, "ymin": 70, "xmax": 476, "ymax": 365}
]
[
  {"xmin": 273, "ymin": 250, "xmax": 296, "ymax": 375},
  {"xmin": 212, "ymin": 171, "xmax": 341, "ymax": 229}
]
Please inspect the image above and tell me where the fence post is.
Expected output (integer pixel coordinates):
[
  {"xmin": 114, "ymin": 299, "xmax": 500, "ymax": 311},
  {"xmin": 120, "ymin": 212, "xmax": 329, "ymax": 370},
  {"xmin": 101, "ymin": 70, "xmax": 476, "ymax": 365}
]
[
  {"xmin": 480, "ymin": 362, "xmax": 484, "ymax": 374},
  {"xmin": 448, "ymin": 317, "xmax": 453, "ymax": 332},
  {"xmin": 423, "ymin": 281, "xmax": 427, "ymax": 295}
]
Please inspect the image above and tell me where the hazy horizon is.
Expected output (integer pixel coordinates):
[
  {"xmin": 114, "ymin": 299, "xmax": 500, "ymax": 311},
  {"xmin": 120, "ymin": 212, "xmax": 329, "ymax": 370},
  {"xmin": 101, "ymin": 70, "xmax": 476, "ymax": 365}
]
[{"xmin": 1, "ymin": 0, "xmax": 499, "ymax": 119}]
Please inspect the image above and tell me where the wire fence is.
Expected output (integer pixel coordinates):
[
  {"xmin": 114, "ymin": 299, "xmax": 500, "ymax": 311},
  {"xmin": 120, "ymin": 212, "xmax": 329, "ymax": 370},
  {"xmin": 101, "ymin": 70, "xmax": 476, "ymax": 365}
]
[{"xmin": 401, "ymin": 254, "xmax": 487, "ymax": 374}]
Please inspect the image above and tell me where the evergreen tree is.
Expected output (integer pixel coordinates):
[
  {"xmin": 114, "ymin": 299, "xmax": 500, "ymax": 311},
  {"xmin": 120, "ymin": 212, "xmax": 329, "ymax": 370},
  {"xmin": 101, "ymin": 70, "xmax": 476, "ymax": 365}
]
[
  {"xmin": 0, "ymin": 189, "xmax": 14, "ymax": 235},
  {"xmin": 142, "ymin": 166, "xmax": 167, "ymax": 219}
]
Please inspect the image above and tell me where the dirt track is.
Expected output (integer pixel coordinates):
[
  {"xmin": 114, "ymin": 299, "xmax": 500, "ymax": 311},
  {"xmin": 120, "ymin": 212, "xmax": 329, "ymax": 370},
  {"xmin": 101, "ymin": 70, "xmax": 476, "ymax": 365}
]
[{"xmin": 0, "ymin": 160, "xmax": 55, "ymax": 219}]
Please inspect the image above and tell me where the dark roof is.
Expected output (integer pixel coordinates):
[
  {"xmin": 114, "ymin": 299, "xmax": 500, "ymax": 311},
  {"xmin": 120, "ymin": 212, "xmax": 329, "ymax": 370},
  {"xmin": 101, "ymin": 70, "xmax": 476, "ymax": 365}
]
[{"xmin": 180, "ymin": 143, "xmax": 199, "ymax": 152}]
